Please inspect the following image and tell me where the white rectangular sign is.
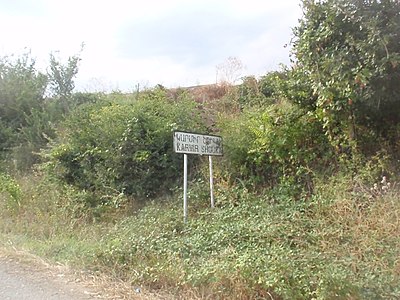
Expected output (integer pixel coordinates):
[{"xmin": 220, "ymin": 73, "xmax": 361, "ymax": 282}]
[{"xmin": 173, "ymin": 131, "xmax": 223, "ymax": 156}]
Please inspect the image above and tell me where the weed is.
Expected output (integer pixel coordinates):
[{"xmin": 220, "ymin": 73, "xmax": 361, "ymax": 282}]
[
  {"xmin": 0, "ymin": 168, "xmax": 399, "ymax": 299},
  {"xmin": 0, "ymin": 173, "xmax": 21, "ymax": 210}
]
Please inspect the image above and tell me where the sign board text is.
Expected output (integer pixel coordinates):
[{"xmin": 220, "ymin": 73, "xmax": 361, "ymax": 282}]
[{"xmin": 173, "ymin": 131, "xmax": 223, "ymax": 156}]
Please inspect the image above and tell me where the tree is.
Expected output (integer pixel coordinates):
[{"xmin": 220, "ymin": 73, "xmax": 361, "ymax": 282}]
[
  {"xmin": 48, "ymin": 47, "xmax": 82, "ymax": 113},
  {"xmin": 292, "ymin": 0, "xmax": 400, "ymax": 150},
  {"xmin": 0, "ymin": 52, "xmax": 48, "ymax": 153},
  {"xmin": 0, "ymin": 52, "xmax": 47, "ymax": 129},
  {"xmin": 216, "ymin": 57, "xmax": 244, "ymax": 84}
]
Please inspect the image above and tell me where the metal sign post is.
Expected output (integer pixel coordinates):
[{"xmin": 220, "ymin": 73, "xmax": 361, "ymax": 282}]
[
  {"xmin": 173, "ymin": 131, "xmax": 223, "ymax": 223},
  {"xmin": 209, "ymin": 155, "xmax": 214, "ymax": 208},
  {"xmin": 183, "ymin": 153, "xmax": 188, "ymax": 223}
]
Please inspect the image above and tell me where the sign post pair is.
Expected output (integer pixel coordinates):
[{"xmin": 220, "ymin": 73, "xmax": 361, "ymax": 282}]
[{"xmin": 173, "ymin": 131, "xmax": 223, "ymax": 223}]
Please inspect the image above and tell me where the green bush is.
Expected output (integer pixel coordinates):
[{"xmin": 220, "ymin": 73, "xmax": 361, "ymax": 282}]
[
  {"xmin": 237, "ymin": 76, "xmax": 271, "ymax": 108},
  {"xmin": 45, "ymin": 88, "xmax": 205, "ymax": 202},
  {"xmin": 0, "ymin": 173, "xmax": 21, "ymax": 209},
  {"xmin": 0, "ymin": 53, "xmax": 49, "ymax": 167},
  {"xmin": 219, "ymin": 101, "xmax": 333, "ymax": 194}
]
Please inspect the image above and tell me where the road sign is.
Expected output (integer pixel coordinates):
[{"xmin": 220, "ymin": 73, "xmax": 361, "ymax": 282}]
[
  {"xmin": 173, "ymin": 131, "xmax": 223, "ymax": 223},
  {"xmin": 173, "ymin": 131, "xmax": 223, "ymax": 156}
]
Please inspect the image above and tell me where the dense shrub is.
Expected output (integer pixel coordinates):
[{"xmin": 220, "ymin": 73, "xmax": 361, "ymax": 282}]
[
  {"xmin": 46, "ymin": 88, "xmax": 205, "ymax": 202},
  {"xmin": 0, "ymin": 52, "xmax": 89, "ymax": 171},
  {"xmin": 237, "ymin": 76, "xmax": 270, "ymax": 108},
  {"xmin": 0, "ymin": 53, "xmax": 48, "ymax": 164},
  {"xmin": 219, "ymin": 101, "xmax": 333, "ymax": 194}
]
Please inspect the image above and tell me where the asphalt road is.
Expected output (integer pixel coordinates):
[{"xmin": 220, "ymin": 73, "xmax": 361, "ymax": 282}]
[{"xmin": 0, "ymin": 257, "xmax": 99, "ymax": 300}]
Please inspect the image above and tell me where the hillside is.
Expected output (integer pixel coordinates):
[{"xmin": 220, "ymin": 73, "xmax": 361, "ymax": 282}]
[{"xmin": 1, "ymin": 0, "xmax": 400, "ymax": 299}]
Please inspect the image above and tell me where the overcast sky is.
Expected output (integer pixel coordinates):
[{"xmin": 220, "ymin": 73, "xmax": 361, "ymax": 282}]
[{"xmin": 0, "ymin": 0, "xmax": 303, "ymax": 92}]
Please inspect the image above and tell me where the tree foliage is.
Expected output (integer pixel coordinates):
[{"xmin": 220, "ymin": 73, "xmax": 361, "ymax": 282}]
[
  {"xmin": 47, "ymin": 89, "xmax": 206, "ymax": 201},
  {"xmin": 48, "ymin": 49, "xmax": 81, "ymax": 113},
  {"xmin": 0, "ymin": 50, "xmax": 84, "ymax": 170},
  {"xmin": 292, "ymin": 0, "xmax": 400, "ymax": 148},
  {"xmin": 0, "ymin": 53, "xmax": 47, "ymax": 132},
  {"xmin": 0, "ymin": 52, "xmax": 48, "ymax": 162}
]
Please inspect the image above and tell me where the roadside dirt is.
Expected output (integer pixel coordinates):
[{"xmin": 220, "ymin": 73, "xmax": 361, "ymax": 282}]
[{"xmin": 0, "ymin": 249, "xmax": 165, "ymax": 300}]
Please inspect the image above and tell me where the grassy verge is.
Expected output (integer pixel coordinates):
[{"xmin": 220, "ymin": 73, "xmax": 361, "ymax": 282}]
[{"xmin": 1, "ymin": 173, "xmax": 399, "ymax": 299}]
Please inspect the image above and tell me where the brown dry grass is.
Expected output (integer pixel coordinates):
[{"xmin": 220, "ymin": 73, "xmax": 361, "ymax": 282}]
[{"xmin": 316, "ymin": 180, "xmax": 400, "ymax": 282}]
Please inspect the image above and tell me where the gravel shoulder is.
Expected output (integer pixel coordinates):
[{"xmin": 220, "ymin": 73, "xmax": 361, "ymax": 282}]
[
  {"xmin": 0, "ymin": 254, "xmax": 101, "ymax": 300},
  {"xmin": 0, "ymin": 249, "xmax": 162, "ymax": 300}
]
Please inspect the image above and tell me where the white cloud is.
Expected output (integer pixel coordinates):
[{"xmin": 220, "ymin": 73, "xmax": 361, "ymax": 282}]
[{"xmin": 0, "ymin": 0, "xmax": 303, "ymax": 91}]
